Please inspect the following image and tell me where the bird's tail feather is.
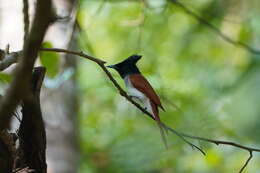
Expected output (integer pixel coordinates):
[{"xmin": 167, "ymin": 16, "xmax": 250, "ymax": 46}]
[
  {"xmin": 157, "ymin": 121, "xmax": 168, "ymax": 149},
  {"xmin": 159, "ymin": 122, "xmax": 206, "ymax": 155}
]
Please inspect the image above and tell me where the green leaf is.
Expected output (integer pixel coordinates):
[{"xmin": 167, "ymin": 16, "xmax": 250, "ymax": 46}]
[
  {"xmin": 0, "ymin": 73, "xmax": 12, "ymax": 83},
  {"xmin": 238, "ymin": 23, "xmax": 253, "ymax": 43},
  {"xmin": 40, "ymin": 42, "xmax": 60, "ymax": 78}
]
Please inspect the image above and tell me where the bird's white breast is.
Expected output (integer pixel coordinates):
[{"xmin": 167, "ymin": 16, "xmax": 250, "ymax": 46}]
[
  {"xmin": 124, "ymin": 75, "xmax": 154, "ymax": 116},
  {"xmin": 124, "ymin": 75, "xmax": 146, "ymax": 100}
]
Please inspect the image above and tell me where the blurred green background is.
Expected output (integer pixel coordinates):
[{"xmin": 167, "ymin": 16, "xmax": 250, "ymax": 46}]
[
  {"xmin": 2, "ymin": 0, "xmax": 260, "ymax": 172},
  {"xmin": 76, "ymin": 0, "xmax": 260, "ymax": 172}
]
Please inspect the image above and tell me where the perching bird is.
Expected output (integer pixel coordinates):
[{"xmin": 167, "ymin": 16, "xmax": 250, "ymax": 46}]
[{"xmin": 107, "ymin": 55, "xmax": 168, "ymax": 147}]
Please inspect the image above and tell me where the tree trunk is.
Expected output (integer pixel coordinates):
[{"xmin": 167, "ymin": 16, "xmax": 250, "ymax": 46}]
[{"xmin": 0, "ymin": 0, "xmax": 79, "ymax": 172}]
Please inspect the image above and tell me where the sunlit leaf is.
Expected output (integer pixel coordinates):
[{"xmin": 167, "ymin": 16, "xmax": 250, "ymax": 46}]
[
  {"xmin": 0, "ymin": 73, "xmax": 12, "ymax": 83},
  {"xmin": 40, "ymin": 42, "xmax": 60, "ymax": 78},
  {"xmin": 239, "ymin": 23, "xmax": 253, "ymax": 43}
]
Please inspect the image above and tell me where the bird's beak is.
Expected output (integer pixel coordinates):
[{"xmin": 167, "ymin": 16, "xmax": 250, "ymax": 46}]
[
  {"xmin": 136, "ymin": 55, "xmax": 142, "ymax": 59},
  {"xmin": 134, "ymin": 55, "xmax": 142, "ymax": 62},
  {"xmin": 106, "ymin": 65, "xmax": 116, "ymax": 69}
]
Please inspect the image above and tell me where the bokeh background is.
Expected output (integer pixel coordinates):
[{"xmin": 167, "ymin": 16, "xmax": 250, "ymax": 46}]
[{"xmin": 1, "ymin": 0, "xmax": 260, "ymax": 172}]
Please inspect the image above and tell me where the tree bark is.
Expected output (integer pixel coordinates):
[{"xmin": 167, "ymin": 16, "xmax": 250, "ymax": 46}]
[
  {"xmin": 0, "ymin": 132, "xmax": 13, "ymax": 173},
  {"xmin": 17, "ymin": 67, "xmax": 47, "ymax": 173},
  {"xmin": 0, "ymin": 0, "xmax": 79, "ymax": 172}
]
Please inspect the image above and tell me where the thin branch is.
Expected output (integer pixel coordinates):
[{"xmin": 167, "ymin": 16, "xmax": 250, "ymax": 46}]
[
  {"xmin": 169, "ymin": 0, "xmax": 260, "ymax": 56},
  {"xmin": 40, "ymin": 47, "xmax": 260, "ymax": 172},
  {"xmin": 164, "ymin": 123, "xmax": 258, "ymax": 172},
  {"xmin": 0, "ymin": 51, "xmax": 21, "ymax": 71},
  {"xmin": 40, "ymin": 48, "xmax": 106, "ymax": 64},
  {"xmin": 239, "ymin": 151, "xmax": 253, "ymax": 173},
  {"xmin": 174, "ymin": 131, "xmax": 260, "ymax": 152}
]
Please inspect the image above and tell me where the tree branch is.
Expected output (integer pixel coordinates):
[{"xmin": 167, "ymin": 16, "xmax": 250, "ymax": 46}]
[
  {"xmin": 40, "ymin": 47, "xmax": 260, "ymax": 172},
  {"xmin": 239, "ymin": 151, "xmax": 252, "ymax": 173},
  {"xmin": 0, "ymin": 51, "xmax": 21, "ymax": 71},
  {"xmin": 40, "ymin": 48, "xmax": 106, "ymax": 64},
  {"xmin": 17, "ymin": 67, "xmax": 47, "ymax": 173},
  {"xmin": 0, "ymin": 0, "xmax": 53, "ymax": 130},
  {"xmin": 169, "ymin": 0, "xmax": 260, "ymax": 56},
  {"xmin": 0, "ymin": 132, "xmax": 13, "ymax": 173}
]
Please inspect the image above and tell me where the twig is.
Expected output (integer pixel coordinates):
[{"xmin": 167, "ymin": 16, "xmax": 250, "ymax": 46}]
[
  {"xmin": 168, "ymin": 131, "xmax": 260, "ymax": 152},
  {"xmin": 40, "ymin": 47, "xmax": 260, "ymax": 172},
  {"xmin": 0, "ymin": 51, "xmax": 20, "ymax": 71},
  {"xmin": 164, "ymin": 124, "xmax": 259, "ymax": 172},
  {"xmin": 239, "ymin": 151, "xmax": 253, "ymax": 173},
  {"xmin": 40, "ymin": 48, "xmax": 106, "ymax": 65},
  {"xmin": 169, "ymin": 0, "xmax": 260, "ymax": 56}
]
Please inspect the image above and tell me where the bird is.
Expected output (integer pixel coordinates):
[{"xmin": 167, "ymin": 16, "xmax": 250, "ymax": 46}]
[{"xmin": 107, "ymin": 54, "xmax": 168, "ymax": 147}]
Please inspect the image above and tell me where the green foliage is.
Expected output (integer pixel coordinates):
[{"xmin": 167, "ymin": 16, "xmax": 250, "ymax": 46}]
[
  {"xmin": 40, "ymin": 42, "xmax": 60, "ymax": 78},
  {"xmin": 77, "ymin": 0, "xmax": 260, "ymax": 172},
  {"xmin": 0, "ymin": 73, "xmax": 12, "ymax": 84}
]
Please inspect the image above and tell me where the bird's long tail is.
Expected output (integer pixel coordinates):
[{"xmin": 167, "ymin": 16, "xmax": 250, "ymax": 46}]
[
  {"xmin": 157, "ymin": 121, "xmax": 168, "ymax": 149},
  {"xmin": 148, "ymin": 101, "xmax": 205, "ymax": 153},
  {"xmin": 149, "ymin": 100, "xmax": 169, "ymax": 148}
]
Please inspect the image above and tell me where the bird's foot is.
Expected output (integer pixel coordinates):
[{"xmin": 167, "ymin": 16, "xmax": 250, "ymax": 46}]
[{"xmin": 129, "ymin": 95, "xmax": 141, "ymax": 101}]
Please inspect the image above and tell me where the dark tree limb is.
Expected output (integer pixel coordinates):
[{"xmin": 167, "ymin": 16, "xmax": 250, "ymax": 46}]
[
  {"xmin": 0, "ymin": 132, "xmax": 13, "ymax": 173},
  {"xmin": 16, "ymin": 67, "xmax": 47, "ymax": 173},
  {"xmin": 0, "ymin": 0, "xmax": 53, "ymax": 131}
]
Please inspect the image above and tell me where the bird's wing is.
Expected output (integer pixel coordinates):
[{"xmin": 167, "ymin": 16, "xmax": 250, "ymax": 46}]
[{"xmin": 129, "ymin": 74, "xmax": 165, "ymax": 111}]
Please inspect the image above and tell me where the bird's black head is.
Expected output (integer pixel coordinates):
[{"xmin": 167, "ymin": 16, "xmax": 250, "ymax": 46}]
[{"xmin": 107, "ymin": 54, "xmax": 142, "ymax": 78}]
